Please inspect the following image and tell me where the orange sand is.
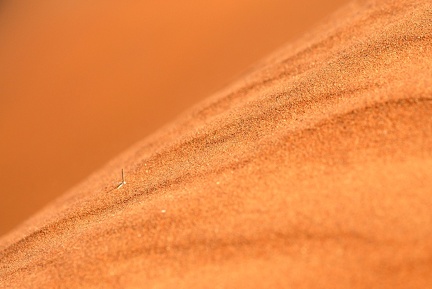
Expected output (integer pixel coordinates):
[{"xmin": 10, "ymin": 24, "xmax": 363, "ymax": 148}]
[
  {"xmin": 0, "ymin": 0, "xmax": 346, "ymax": 235},
  {"xmin": 1, "ymin": 0, "xmax": 432, "ymax": 288}
]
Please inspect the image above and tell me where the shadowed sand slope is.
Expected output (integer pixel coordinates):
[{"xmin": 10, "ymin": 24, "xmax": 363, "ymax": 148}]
[
  {"xmin": 0, "ymin": 0, "xmax": 347, "ymax": 235},
  {"xmin": 1, "ymin": 0, "xmax": 432, "ymax": 288}
]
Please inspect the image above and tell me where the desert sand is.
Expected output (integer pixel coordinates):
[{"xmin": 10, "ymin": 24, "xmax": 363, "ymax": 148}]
[
  {"xmin": 1, "ymin": 0, "xmax": 432, "ymax": 288},
  {"xmin": 0, "ymin": 0, "xmax": 346, "ymax": 235}
]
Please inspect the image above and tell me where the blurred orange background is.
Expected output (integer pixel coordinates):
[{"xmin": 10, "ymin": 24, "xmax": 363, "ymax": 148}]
[{"xmin": 0, "ymin": 0, "xmax": 346, "ymax": 236}]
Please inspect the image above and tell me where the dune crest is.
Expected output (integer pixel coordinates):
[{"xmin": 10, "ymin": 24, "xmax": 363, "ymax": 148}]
[{"xmin": 1, "ymin": 0, "xmax": 432, "ymax": 288}]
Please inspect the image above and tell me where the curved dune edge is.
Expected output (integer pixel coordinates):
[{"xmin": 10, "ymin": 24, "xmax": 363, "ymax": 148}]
[{"xmin": 1, "ymin": 0, "xmax": 432, "ymax": 288}]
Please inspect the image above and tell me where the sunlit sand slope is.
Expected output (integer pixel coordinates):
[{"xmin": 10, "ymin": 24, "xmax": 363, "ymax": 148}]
[{"xmin": 1, "ymin": 0, "xmax": 431, "ymax": 288}]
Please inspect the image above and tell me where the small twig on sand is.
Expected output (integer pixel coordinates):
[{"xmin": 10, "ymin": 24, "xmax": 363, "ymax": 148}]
[{"xmin": 116, "ymin": 169, "xmax": 126, "ymax": 189}]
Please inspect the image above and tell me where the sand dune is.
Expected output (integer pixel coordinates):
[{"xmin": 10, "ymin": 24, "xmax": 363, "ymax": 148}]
[
  {"xmin": 1, "ymin": 0, "xmax": 432, "ymax": 288},
  {"xmin": 0, "ymin": 0, "xmax": 346, "ymax": 235}
]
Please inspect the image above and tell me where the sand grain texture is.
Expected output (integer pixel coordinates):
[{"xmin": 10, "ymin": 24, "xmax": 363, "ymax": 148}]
[
  {"xmin": 0, "ymin": 0, "xmax": 346, "ymax": 234},
  {"xmin": 1, "ymin": 0, "xmax": 432, "ymax": 288}
]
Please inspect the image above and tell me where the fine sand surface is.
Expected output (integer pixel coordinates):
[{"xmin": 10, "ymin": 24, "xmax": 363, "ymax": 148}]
[
  {"xmin": 0, "ymin": 0, "xmax": 346, "ymax": 235},
  {"xmin": 1, "ymin": 0, "xmax": 432, "ymax": 288}
]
